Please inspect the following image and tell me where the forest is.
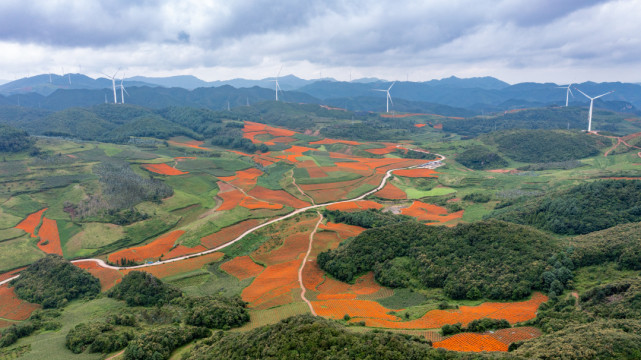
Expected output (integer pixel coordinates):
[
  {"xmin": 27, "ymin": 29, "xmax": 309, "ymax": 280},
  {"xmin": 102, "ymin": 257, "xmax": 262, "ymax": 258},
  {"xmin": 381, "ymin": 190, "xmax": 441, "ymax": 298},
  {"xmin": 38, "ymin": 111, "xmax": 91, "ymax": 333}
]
[
  {"xmin": 318, "ymin": 220, "xmax": 560, "ymax": 300},
  {"xmin": 492, "ymin": 180, "xmax": 641, "ymax": 235}
]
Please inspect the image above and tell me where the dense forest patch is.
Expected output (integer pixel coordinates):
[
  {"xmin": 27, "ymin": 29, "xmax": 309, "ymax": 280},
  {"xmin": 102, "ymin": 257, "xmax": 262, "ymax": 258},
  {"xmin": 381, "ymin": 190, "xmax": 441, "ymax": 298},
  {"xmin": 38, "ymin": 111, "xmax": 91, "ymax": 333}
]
[
  {"xmin": 10, "ymin": 255, "xmax": 100, "ymax": 308},
  {"xmin": 455, "ymin": 145, "xmax": 508, "ymax": 170},
  {"xmin": 318, "ymin": 220, "xmax": 559, "ymax": 300},
  {"xmin": 485, "ymin": 130, "xmax": 601, "ymax": 163},
  {"xmin": 569, "ymin": 222, "xmax": 641, "ymax": 270},
  {"xmin": 0, "ymin": 124, "xmax": 35, "ymax": 153},
  {"xmin": 183, "ymin": 315, "xmax": 447, "ymax": 360},
  {"xmin": 492, "ymin": 180, "xmax": 641, "ymax": 235},
  {"xmin": 107, "ymin": 271, "xmax": 182, "ymax": 306}
]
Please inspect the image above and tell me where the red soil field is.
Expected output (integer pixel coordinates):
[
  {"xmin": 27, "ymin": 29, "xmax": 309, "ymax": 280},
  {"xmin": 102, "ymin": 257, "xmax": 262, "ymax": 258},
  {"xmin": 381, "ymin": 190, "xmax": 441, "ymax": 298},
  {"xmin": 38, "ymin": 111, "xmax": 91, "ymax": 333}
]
[
  {"xmin": 352, "ymin": 292, "xmax": 548, "ymax": 329},
  {"xmin": 217, "ymin": 188, "xmax": 245, "ymax": 211},
  {"xmin": 73, "ymin": 261, "xmax": 123, "ymax": 291},
  {"xmin": 201, "ymin": 219, "xmax": 261, "ymax": 249},
  {"xmin": 317, "ymin": 293, "xmax": 357, "ymax": 300},
  {"xmin": 0, "ymin": 268, "xmax": 25, "ymax": 283},
  {"xmin": 319, "ymin": 222, "xmax": 366, "ymax": 239},
  {"xmin": 167, "ymin": 139, "xmax": 209, "ymax": 150},
  {"xmin": 491, "ymin": 327, "xmax": 542, "ymax": 346},
  {"xmin": 401, "ymin": 201, "xmax": 464, "ymax": 224},
  {"xmin": 392, "ymin": 168, "xmax": 438, "ymax": 177},
  {"xmin": 433, "ymin": 333, "xmax": 508, "ymax": 352},
  {"xmin": 218, "ymin": 168, "xmax": 264, "ymax": 190},
  {"xmin": 253, "ymin": 232, "xmax": 310, "ymax": 267},
  {"xmin": 381, "ymin": 113, "xmax": 427, "ymax": 118},
  {"xmin": 334, "ymin": 162, "xmax": 372, "ymax": 172},
  {"xmin": 270, "ymin": 136, "xmax": 297, "ymax": 143},
  {"xmin": 433, "ymin": 123, "xmax": 443, "ymax": 130},
  {"xmin": 309, "ymin": 138, "xmax": 361, "ymax": 146},
  {"xmin": 242, "ymin": 121, "xmax": 297, "ymax": 143},
  {"xmin": 312, "ymin": 299, "xmax": 400, "ymax": 321},
  {"xmin": 14, "ymin": 208, "xmax": 47, "ymax": 237},
  {"xmin": 37, "ymin": 217, "xmax": 63, "ymax": 255},
  {"xmin": 326, "ymin": 200, "xmax": 383, "ymax": 212},
  {"xmin": 374, "ymin": 182, "xmax": 407, "ymax": 199},
  {"xmin": 108, "ymin": 230, "xmax": 185, "ymax": 264},
  {"xmin": 142, "ymin": 163, "xmax": 188, "ymax": 175},
  {"xmin": 306, "ymin": 166, "xmax": 329, "ymax": 178},
  {"xmin": 320, "ymin": 105, "xmax": 348, "ymax": 111},
  {"xmin": 486, "ymin": 169, "xmax": 518, "ymax": 174},
  {"xmin": 164, "ymin": 244, "xmax": 207, "ymax": 260},
  {"xmin": 239, "ymin": 196, "xmax": 284, "ymax": 210},
  {"xmin": 275, "ymin": 145, "xmax": 319, "ymax": 163},
  {"xmin": 120, "ymin": 252, "xmax": 224, "ymax": 279},
  {"xmin": 0, "ymin": 284, "xmax": 40, "ymax": 322},
  {"xmin": 174, "ymin": 156, "xmax": 197, "ymax": 161},
  {"xmin": 248, "ymin": 186, "xmax": 310, "ymax": 209},
  {"xmin": 220, "ymin": 256, "xmax": 264, "ymax": 280},
  {"xmin": 241, "ymin": 258, "xmax": 302, "ymax": 307},
  {"xmin": 414, "ymin": 124, "xmax": 426, "ymax": 128}
]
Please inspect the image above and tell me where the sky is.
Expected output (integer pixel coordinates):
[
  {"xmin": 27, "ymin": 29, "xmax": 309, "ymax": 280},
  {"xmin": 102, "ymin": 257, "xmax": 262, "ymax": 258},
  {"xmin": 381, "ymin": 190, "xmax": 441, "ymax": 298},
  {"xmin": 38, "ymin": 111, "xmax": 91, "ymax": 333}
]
[{"xmin": 0, "ymin": 0, "xmax": 640, "ymax": 84}]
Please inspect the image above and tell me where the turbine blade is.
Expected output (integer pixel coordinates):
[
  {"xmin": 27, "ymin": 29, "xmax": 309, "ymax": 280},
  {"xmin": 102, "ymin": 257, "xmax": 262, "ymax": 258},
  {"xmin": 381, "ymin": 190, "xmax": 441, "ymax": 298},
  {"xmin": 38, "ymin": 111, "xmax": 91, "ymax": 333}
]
[
  {"xmin": 388, "ymin": 81, "xmax": 395, "ymax": 91},
  {"xmin": 593, "ymin": 91, "xmax": 614, "ymax": 99},
  {"xmin": 123, "ymin": 87, "xmax": 129, "ymax": 96},
  {"xmin": 568, "ymin": 88, "xmax": 574, "ymax": 97},
  {"xmin": 388, "ymin": 93, "xmax": 393, "ymax": 105},
  {"xmin": 373, "ymin": 89, "xmax": 386, "ymax": 92},
  {"xmin": 574, "ymin": 87, "xmax": 591, "ymax": 99}
]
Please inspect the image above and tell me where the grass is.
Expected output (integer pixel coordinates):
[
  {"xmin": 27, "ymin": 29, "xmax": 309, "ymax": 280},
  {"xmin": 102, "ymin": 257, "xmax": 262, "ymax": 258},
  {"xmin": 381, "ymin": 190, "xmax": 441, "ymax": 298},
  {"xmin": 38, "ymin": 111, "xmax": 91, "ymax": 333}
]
[
  {"xmin": 461, "ymin": 203, "xmax": 495, "ymax": 222},
  {"xmin": 235, "ymin": 302, "xmax": 310, "ymax": 331},
  {"xmin": 8, "ymin": 297, "xmax": 127, "ymax": 360},
  {"xmin": 0, "ymin": 227, "xmax": 24, "ymax": 241},
  {"xmin": 257, "ymin": 162, "xmax": 292, "ymax": 190},
  {"xmin": 220, "ymin": 231, "xmax": 269, "ymax": 259},
  {"xmin": 0, "ymin": 207, "xmax": 23, "ymax": 229},
  {"xmin": 377, "ymin": 288, "xmax": 428, "ymax": 309},
  {"xmin": 295, "ymin": 171, "xmax": 362, "ymax": 185},
  {"xmin": 2, "ymin": 195, "xmax": 45, "ymax": 218},
  {"xmin": 64, "ymin": 222, "xmax": 125, "ymax": 258},
  {"xmin": 125, "ymin": 212, "xmax": 181, "ymax": 245},
  {"xmin": 0, "ymin": 235, "xmax": 44, "ymax": 272},
  {"xmin": 168, "ymin": 261, "xmax": 253, "ymax": 298},
  {"xmin": 573, "ymin": 263, "xmax": 639, "ymax": 293},
  {"xmin": 345, "ymin": 183, "xmax": 376, "ymax": 199},
  {"xmin": 31, "ymin": 185, "xmax": 87, "ymax": 221}
]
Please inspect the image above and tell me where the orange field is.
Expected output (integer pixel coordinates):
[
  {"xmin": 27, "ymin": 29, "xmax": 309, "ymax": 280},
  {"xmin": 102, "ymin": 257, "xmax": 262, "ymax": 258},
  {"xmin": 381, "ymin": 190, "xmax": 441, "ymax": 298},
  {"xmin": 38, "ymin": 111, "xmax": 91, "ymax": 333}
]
[
  {"xmin": 218, "ymin": 168, "xmax": 264, "ymax": 190},
  {"xmin": 14, "ymin": 208, "xmax": 47, "ymax": 237},
  {"xmin": 301, "ymin": 260, "xmax": 325, "ymax": 290},
  {"xmin": 217, "ymin": 188, "xmax": 245, "ymax": 211},
  {"xmin": 248, "ymin": 186, "xmax": 310, "ymax": 208},
  {"xmin": 241, "ymin": 258, "xmax": 302, "ymax": 308},
  {"xmin": 167, "ymin": 139, "xmax": 209, "ymax": 150},
  {"xmin": 201, "ymin": 219, "xmax": 261, "ymax": 249},
  {"xmin": 164, "ymin": 244, "xmax": 207, "ymax": 260},
  {"xmin": 316, "ymin": 293, "xmax": 357, "ymax": 300},
  {"xmin": 239, "ymin": 196, "xmax": 283, "ymax": 210},
  {"xmin": 392, "ymin": 168, "xmax": 438, "ymax": 177},
  {"xmin": 312, "ymin": 299, "xmax": 400, "ymax": 321},
  {"xmin": 243, "ymin": 121, "xmax": 297, "ymax": 143},
  {"xmin": 414, "ymin": 124, "xmax": 427, "ymax": 128},
  {"xmin": 108, "ymin": 230, "xmax": 185, "ymax": 264},
  {"xmin": 306, "ymin": 166, "xmax": 329, "ymax": 178},
  {"xmin": 73, "ymin": 261, "xmax": 123, "ymax": 291},
  {"xmin": 319, "ymin": 222, "xmax": 366, "ymax": 239},
  {"xmin": 351, "ymin": 292, "xmax": 548, "ymax": 329},
  {"xmin": 142, "ymin": 163, "xmax": 188, "ymax": 175},
  {"xmin": 366, "ymin": 144, "xmax": 398, "ymax": 155},
  {"xmin": 220, "ymin": 256, "xmax": 264, "ymax": 280},
  {"xmin": 0, "ymin": 284, "xmax": 40, "ymax": 322},
  {"xmin": 401, "ymin": 201, "xmax": 464, "ymax": 224},
  {"xmin": 434, "ymin": 333, "xmax": 508, "ymax": 352},
  {"xmin": 120, "ymin": 252, "xmax": 224, "ymax": 279},
  {"xmin": 174, "ymin": 156, "xmax": 197, "ymax": 161},
  {"xmin": 326, "ymin": 200, "xmax": 383, "ymax": 212},
  {"xmin": 37, "ymin": 217, "xmax": 63, "ymax": 255},
  {"xmin": 308, "ymin": 138, "xmax": 361, "ymax": 146},
  {"xmin": 275, "ymin": 145, "xmax": 319, "ymax": 163},
  {"xmin": 434, "ymin": 123, "xmax": 443, "ymax": 129},
  {"xmin": 432, "ymin": 327, "xmax": 542, "ymax": 352},
  {"xmin": 374, "ymin": 182, "xmax": 407, "ymax": 199}
]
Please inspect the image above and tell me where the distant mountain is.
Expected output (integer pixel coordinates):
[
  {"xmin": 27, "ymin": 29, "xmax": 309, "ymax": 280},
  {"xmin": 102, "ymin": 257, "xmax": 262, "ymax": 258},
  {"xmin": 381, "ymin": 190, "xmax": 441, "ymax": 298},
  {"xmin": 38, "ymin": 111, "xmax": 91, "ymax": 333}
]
[
  {"xmin": 0, "ymin": 74, "xmax": 157, "ymax": 96},
  {"xmin": 128, "ymin": 75, "xmax": 209, "ymax": 90},
  {"xmin": 0, "ymin": 85, "xmax": 319, "ymax": 112},
  {"xmin": 0, "ymin": 79, "xmax": 8, "ymax": 85},
  {"xmin": 423, "ymin": 76, "xmax": 510, "ymax": 90},
  {"xmin": 130, "ymin": 74, "xmax": 324, "ymax": 91}
]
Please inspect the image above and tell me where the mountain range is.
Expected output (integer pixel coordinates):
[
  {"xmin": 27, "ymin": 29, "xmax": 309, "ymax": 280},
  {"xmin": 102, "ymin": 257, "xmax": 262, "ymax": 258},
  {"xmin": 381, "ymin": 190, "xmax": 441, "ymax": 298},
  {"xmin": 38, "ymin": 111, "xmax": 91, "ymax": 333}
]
[{"xmin": 1, "ymin": 73, "xmax": 640, "ymax": 115}]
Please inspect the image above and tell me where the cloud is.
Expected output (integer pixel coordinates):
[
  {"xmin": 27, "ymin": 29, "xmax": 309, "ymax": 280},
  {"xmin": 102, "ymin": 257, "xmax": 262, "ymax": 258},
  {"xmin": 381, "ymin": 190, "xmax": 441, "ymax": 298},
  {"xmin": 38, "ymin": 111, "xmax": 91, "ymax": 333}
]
[{"xmin": 0, "ymin": 0, "xmax": 639, "ymax": 83}]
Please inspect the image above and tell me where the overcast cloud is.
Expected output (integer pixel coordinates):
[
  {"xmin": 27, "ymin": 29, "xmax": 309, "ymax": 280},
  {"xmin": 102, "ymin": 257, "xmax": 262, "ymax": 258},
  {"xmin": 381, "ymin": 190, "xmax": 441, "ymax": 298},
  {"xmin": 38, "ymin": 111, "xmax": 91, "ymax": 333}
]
[{"xmin": 0, "ymin": 0, "xmax": 639, "ymax": 83}]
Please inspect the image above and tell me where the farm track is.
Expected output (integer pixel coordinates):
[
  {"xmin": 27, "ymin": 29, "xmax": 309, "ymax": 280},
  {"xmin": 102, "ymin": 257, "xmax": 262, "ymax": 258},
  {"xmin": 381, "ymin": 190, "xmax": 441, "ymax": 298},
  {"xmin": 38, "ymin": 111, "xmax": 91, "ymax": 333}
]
[
  {"xmin": 298, "ymin": 211, "xmax": 322, "ymax": 315},
  {"xmin": 0, "ymin": 151, "xmax": 445, "ymax": 286}
]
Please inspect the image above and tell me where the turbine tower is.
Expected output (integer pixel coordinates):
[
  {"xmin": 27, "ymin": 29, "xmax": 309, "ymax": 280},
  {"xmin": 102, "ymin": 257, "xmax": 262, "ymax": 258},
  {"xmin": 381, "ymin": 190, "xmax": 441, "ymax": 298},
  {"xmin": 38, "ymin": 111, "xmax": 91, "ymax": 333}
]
[
  {"xmin": 101, "ymin": 71, "xmax": 119, "ymax": 104},
  {"xmin": 119, "ymin": 75, "xmax": 129, "ymax": 104},
  {"xmin": 374, "ymin": 82, "xmax": 395, "ymax": 113},
  {"xmin": 272, "ymin": 66, "xmax": 283, "ymax": 101},
  {"xmin": 574, "ymin": 87, "xmax": 614, "ymax": 132},
  {"xmin": 558, "ymin": 83, "xmax": 573, "ymax": 107}
]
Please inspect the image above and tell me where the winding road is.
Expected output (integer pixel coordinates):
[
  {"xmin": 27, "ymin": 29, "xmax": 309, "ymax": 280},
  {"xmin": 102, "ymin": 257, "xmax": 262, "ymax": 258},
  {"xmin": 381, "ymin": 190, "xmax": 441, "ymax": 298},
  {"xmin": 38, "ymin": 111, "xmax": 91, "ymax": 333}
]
[{"xmin": 0, "ymin": 151, "xmax": 446, "ymax": 287}]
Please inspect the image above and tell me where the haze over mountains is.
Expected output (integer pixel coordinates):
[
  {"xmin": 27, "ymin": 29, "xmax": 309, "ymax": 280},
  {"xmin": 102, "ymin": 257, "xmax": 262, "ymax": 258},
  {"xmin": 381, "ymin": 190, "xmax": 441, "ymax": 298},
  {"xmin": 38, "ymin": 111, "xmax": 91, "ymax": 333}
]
[{"xmin": 1, "ymin": 73, "xmax": 640, "ymax": 116}]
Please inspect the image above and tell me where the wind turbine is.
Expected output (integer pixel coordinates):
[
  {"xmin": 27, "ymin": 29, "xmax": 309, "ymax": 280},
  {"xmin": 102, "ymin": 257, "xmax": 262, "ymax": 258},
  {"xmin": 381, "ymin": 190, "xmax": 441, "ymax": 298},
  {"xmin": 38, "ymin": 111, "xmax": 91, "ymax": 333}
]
[
  {"xmin": 558, "ymin": 84, "xmax": 573, "ymax": 107},
  {"xmin": 574, "ymin": 87, "xmax": 614, "ymax": 132},
  {"xmin": 271, "ymin": 66, "xmax": 282, "ymax": 101},
  {"xmin": 119, "ymin": 75, "xmax": 129, "ymax": 104},
  {"xmin": 101, "ymin": 71, "xmax": 119, "ymax": 104},
  {"xmin": 374, "ymin": 82, "xmax": 395, "ymax": 113}
]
